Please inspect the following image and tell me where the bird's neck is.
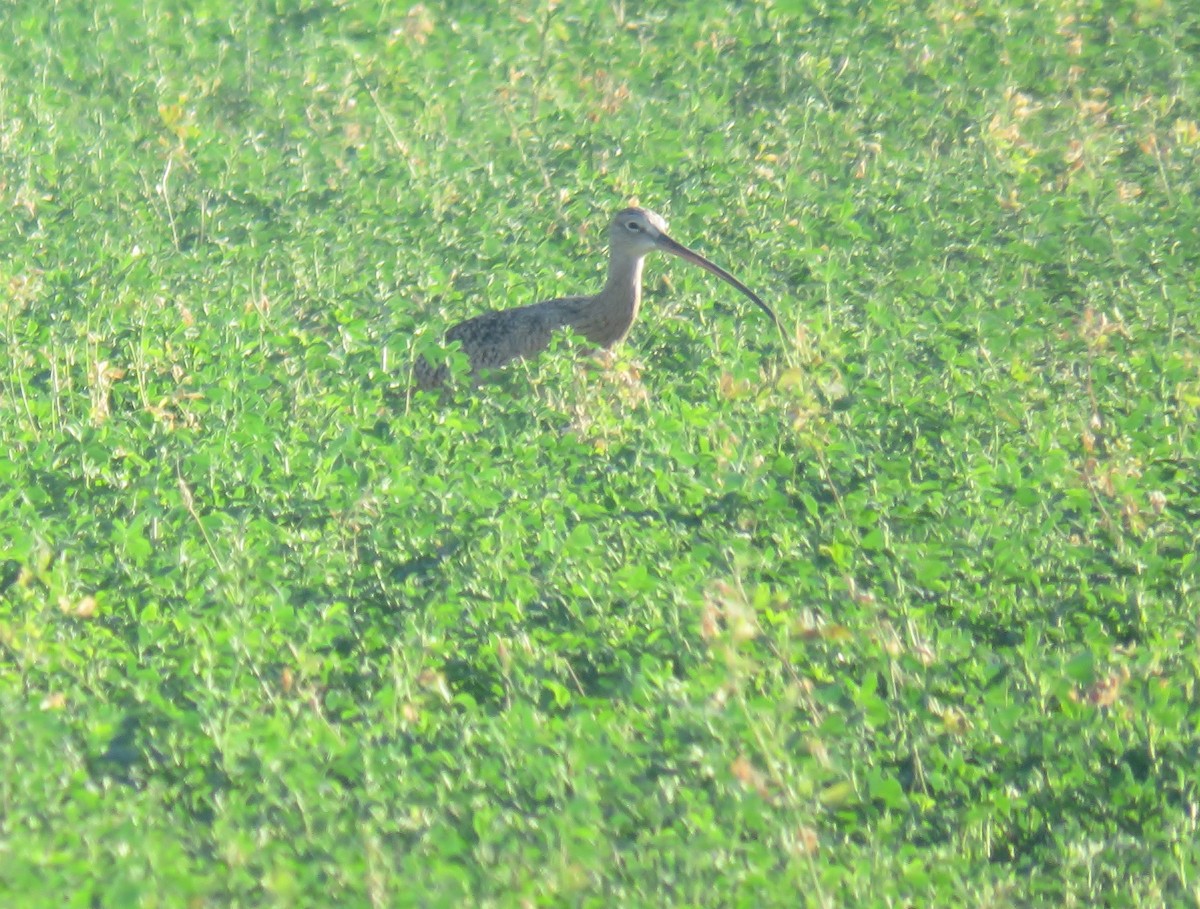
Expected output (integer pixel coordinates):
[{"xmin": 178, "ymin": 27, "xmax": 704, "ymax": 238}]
[
  {"xmin": 604, "ymin": 248, "xmax": 645, "ymax": 295},
  {"xmin": 561, "ymin": 250, "xmax": 647, "ymax": 349},
  {"xmin": 600, "ymin": 249, "xmax": 645, "ymax": 317}
]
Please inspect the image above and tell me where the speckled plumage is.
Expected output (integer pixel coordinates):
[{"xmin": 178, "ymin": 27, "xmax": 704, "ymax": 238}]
[
  {"xmin": 413, "ymin": 207, "xmax": 777, "ymax": 390},
  {"xmin": 414, "ymin": 295, "xmax": 594, "ymax": 389}
]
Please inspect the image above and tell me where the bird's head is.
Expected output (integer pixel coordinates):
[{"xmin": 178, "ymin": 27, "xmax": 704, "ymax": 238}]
[
  {"xmin": 607, "ymin": 206, "xmax": 782, "ymax": 332},
  {"xmin": 609, "ymin": 207, "xmax": 671, "ymax": 257}
]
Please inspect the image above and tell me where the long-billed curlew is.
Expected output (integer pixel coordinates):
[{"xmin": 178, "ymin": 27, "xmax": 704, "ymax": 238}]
[{"xmin": 413, "ymin": 207, "xmax": 780, "ymax": 389}]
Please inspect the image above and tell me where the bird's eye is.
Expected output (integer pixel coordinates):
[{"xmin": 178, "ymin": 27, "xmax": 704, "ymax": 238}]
[{"xmin": 625, "ymin": 220, "xmax": 642, "ymax": 232}]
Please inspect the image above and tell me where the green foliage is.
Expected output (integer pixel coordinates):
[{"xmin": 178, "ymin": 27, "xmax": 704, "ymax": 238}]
[{"xmin": 2, "ymin": 0, "xmax": 1198, "ymax": 905}]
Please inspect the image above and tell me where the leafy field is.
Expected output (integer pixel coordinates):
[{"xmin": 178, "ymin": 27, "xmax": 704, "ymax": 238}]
[{"xmin": 2, "ymin": 0, "xmax": 1199, "ymax": 905}]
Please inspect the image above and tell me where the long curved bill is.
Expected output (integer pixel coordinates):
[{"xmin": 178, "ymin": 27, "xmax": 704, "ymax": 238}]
[{"xmin": 656, "ymin": 233, "xmax": 783, "ymax": 336}]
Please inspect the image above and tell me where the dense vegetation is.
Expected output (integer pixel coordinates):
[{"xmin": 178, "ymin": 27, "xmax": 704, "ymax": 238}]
[{"xmin": 2, "ymin": 1, "xmax": 1197, "ymax": 905}]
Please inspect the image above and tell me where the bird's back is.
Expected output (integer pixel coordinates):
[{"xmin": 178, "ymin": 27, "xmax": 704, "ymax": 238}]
[{"xmin": 413, "ymin": 295, "xmax": 591, "ymax": 389}]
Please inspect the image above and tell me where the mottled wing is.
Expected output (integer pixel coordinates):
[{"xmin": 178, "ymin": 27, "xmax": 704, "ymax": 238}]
[
  {"xmin": 446, "ymin": 303, "xmax": 556, "ymax": 371},
  {"xmin": 414, "ymin": 295, "xmax": 589, "ymax": 389}
]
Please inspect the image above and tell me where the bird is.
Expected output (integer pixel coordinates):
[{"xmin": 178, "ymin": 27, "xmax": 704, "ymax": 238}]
[{"xmin": 412, "ymin": 206, "xmax": 780, "ymax": 389}]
